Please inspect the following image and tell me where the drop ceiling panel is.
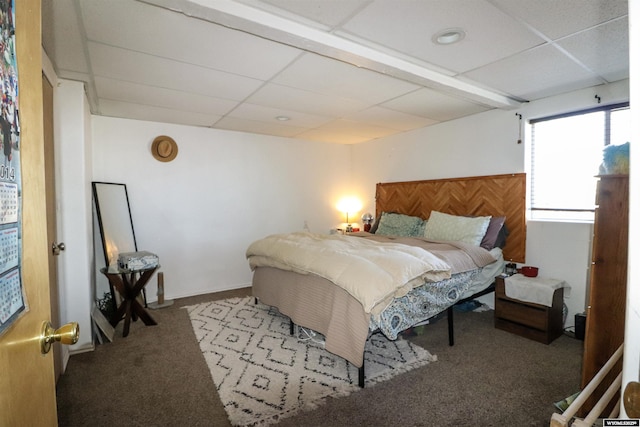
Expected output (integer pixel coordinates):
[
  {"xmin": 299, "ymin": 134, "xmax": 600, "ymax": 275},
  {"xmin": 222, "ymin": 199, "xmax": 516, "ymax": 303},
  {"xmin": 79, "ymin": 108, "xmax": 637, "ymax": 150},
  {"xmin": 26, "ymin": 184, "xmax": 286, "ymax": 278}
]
[
  {"xmin": 81, "ymin": 0, "xmax": 302, "ymax": 80},
  {"xmin": 273, "ymin": 53, "xmax": 420, "ymax": 104},
  {"xmin": 226, "ymin": 103, "xmax": 333, "ymax": 128},
  {"xmin": 94, "ymin": 77, "xmax": 238, "ymax": 116},
  {"xmin": 247, "ymin": 0, "xmax": 371, "ymax": 27},
  {"xmin": 87, "ymin": 42, "xmax": 264, "ymax": 101},
  {"xmin": 214, "ymin": 116, "xmax": 308, "ymax": 138},
  {"xmin": 295, "ymin": 129, "xmax": 363, "ymax": 144},
  {"xmin": 99, "ymin": 99, "xmax": 222, "ymax": 127},
  {"xmin": 557, "ymin": 17, "xmax": 630, "ymax": 82},
  {"xmin": 41, "ymin": 0, "xmax": 91, "ymax": 74},
  {"xmin": 340, "ymin": 0, "xmax": 545, "ymax": 73},
  {"xmin": 314, "ymin": 119, "xmax": 398, "ymax": 139},
  {"xmin": 463, "ymin": 44, "xmax": 605, "ymax": 100},
  {"xmin": 298, "ymin": 119, "xmax": 398, "ymax": 144},
  {"xmin": 345, "ymin": 107, "xmax": 438, "ymax": 131},
  {"xmin": 490, "ymin": 0, "xmax": 629, "ymax": 40},
  {"xmin": 381, "ymin": 88, "xmax": 491, "ymax": 122},
  {"xmin": 247, "ymin": 83, "xmax": 369, "ymax": 116}
]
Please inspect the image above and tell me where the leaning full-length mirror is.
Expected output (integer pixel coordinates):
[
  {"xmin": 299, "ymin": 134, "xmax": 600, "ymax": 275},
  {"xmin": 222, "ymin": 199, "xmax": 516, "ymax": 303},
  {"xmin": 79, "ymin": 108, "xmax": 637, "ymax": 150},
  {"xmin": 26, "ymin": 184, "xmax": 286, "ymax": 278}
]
[{"xmin": 92, "ymin": 182, "xmax": 137, "ymax": 269}]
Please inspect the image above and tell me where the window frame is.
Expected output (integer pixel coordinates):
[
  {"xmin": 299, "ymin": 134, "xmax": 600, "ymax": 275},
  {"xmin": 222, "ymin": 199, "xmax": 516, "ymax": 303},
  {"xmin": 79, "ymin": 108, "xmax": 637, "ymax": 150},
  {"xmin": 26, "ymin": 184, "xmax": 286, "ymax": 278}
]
[{"xmin": 528, "ymin": 102, "xmax": 630, "ymax": 222}]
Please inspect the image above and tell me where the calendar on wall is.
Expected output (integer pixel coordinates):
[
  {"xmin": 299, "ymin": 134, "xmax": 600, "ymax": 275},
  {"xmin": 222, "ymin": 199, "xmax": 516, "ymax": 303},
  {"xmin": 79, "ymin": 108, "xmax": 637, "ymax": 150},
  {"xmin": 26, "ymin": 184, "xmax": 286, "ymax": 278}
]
[{"xmin": 0, "ymin": 0, "xmax": 25, "ymax": 337}]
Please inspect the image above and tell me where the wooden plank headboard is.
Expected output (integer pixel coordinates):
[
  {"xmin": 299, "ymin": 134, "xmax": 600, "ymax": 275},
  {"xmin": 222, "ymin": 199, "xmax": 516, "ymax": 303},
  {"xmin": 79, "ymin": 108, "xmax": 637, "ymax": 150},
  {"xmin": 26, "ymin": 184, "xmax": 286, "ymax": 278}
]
[{"xmin": 375, "ymin": 173, "xmax": 526, "ymax": 263}]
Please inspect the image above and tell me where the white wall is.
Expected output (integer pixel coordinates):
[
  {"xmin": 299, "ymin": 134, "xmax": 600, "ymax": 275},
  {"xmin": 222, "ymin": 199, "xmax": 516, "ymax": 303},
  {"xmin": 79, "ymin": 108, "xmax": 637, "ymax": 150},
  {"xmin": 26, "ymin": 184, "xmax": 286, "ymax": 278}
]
[
  {"xmin": 91, "ymin": 117, "xmax": 352, "ymax": 302},
  {"xmin": 524, "ymin": 221, "xmax": 592, "ymax": 327},
  {"xmin": 352, "ymin": 79, "xmax": 630, "ymax": 328}
]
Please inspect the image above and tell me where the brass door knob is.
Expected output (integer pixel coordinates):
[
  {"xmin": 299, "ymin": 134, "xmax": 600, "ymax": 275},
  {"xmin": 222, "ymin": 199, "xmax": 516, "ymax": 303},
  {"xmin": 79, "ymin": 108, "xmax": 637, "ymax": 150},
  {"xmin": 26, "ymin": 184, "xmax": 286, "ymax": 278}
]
[
  {"xmin": 40, "ymin": 321, "xmax": 79, "ymax": 354},
  {"xmin": 624, "ymin": 381, "xmax": 640, "ymax": 418}
]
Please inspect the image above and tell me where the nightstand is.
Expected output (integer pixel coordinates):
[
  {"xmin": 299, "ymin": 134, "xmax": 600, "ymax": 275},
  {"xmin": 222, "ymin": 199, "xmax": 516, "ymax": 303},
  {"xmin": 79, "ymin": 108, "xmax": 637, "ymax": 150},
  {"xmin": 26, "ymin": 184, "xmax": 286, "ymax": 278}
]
[{"xmin": 494, "ymin": 275, "xmax": 564, "ymax": 344}]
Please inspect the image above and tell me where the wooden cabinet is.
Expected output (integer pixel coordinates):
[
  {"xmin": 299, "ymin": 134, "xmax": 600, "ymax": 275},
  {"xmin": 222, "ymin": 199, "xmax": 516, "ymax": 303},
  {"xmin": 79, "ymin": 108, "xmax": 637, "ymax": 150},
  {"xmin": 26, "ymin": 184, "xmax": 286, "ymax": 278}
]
[
  {"xmin": 581, "ymin": 175, "xmax": 628, "ymax": 414},
  {"xmin": 494, "ymin": 276, "xmax": 564, "ymax": 344}
]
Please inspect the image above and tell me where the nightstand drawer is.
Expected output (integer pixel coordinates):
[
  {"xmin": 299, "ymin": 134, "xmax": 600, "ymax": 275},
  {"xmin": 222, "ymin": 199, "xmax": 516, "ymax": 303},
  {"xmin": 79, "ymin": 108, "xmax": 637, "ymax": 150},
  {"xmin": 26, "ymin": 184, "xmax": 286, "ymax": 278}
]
[
  {"xmin": 494, "ymin": 276, "xmax": 564, "ymax": 344},
  {"xmin": 495, "ymin": 298, "xmax": 549, "ymax": 330}
]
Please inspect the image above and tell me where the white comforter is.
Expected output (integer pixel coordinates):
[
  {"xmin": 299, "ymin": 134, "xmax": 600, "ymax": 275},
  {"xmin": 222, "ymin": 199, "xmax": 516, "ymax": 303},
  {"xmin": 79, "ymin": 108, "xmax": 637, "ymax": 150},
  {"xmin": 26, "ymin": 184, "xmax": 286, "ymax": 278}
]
[{"xmin": 246, "ymin": 232, "xmax": 451, "ymax": 314}]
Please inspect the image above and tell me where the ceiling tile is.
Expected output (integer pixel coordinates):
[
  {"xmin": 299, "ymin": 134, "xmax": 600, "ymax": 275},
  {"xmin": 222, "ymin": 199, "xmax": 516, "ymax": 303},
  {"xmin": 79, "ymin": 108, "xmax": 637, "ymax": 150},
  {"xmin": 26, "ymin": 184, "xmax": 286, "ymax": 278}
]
[
  {"xmin": 247, "ymin": 83, "xmax": 369, "ymax": 116},
  {"xmin": 381, "ymin": 88, "xmax": 491, "ymax": 122},
  {"xmin": 340, "ymin": 0, "xmax": 544, "ymax": 73},
  {"xmin": 345, "ymin": 107, "xmax": 438, "ymax": 131},
  {"xmin": 273, "ymin": 53, "xmax": 420, "ymax": 104},
  {"xmin": 558, "ymin": 17, "xmax": 630, "ymax": 83},
  {"xmin": 463, "ymin": 44, "xmax": 605, "ymax": 100},
  {"xmin": 98, "ymin": 99, "xmax": 221, "ymax": 127},
  {"xmin": 245, "ymin": 0, "xmax": 371, "ymax": 27},
  {"xmin": 42, "ymin": 0, "xmax": 91, "ymax": 73},
  {"xmin": 87, "ymin": 42, "xmax": 264, "ymax": 101},
  {"xmin": 214, "ymin": 116, "xmax": 307, "ymax": 138},
  {"xmin": 296, "ymin": 130, "xmax": 367, "ymax": 145},
  {"xmin": 227, "ymin": 103, "xmax": 333, "ymax": 128},
  {"xmin": 490, "ymin": 0, "xmax": 628, "ymax": 40},
  {"xmin": 298, "ymin": 119, "xmax": 399, "ymax": 144},
  {"xmin": 80, "ymin": 0, "xmax": 302, "ymax": 80},
  {"xmin": 94, "ymin": 77, "xmax": 239, "ymax": 116}
]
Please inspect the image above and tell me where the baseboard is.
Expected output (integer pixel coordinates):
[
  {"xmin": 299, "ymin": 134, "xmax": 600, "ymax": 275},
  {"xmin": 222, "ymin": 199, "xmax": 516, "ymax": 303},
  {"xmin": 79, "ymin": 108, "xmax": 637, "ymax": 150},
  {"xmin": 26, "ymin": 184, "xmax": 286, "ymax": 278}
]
[
  {"xmin": 69, "ymin": 342, "xmax": 95, "ymax": 355},
  {"xmin": 146, "ymin": 283, "xmax": 252, "ymax": 303}
]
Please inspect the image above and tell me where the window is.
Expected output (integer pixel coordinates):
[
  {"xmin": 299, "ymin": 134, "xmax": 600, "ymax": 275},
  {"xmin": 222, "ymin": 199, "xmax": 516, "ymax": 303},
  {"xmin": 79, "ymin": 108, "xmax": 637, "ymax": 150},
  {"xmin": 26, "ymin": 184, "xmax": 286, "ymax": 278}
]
[{"xmin": 529, "ymin": 103, "xmax": 629, "ymax": 221}]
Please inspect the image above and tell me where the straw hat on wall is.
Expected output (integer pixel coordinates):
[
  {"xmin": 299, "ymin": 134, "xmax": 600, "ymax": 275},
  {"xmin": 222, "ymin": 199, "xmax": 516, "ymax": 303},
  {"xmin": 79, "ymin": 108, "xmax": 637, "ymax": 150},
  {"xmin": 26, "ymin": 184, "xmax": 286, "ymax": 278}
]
[{"xmin": 151, "ymin": 135, "xmax": 178, "ymax": 162}]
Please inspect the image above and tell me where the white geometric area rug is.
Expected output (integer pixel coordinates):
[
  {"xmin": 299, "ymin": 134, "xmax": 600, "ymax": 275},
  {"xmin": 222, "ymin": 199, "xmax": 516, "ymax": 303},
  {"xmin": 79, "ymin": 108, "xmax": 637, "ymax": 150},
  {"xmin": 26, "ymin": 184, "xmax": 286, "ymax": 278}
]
[{"xmin": 186, "ymin": 297, "xmax": 436, "ymax": 426}]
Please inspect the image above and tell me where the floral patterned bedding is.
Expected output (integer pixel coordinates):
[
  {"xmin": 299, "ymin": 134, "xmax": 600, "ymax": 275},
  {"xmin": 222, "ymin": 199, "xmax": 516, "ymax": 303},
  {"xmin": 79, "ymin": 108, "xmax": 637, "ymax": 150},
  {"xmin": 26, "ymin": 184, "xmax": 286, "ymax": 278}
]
[{"xmin": 371, "ymin": 269, "xmax": 479, "ymax": 339}]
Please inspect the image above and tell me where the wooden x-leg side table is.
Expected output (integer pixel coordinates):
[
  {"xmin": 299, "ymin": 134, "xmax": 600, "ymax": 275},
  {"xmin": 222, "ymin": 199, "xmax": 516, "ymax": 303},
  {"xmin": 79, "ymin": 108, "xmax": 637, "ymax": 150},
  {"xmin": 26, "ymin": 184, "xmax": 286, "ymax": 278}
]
[{"xmin": 100, "ymin": 266, "xmax": 159, "ymax": 337}]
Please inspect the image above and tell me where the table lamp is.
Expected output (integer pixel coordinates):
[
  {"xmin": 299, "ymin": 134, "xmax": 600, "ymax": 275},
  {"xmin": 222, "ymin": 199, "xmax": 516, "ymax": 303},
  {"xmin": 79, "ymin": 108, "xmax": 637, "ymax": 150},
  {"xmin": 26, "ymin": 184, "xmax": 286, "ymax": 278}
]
[{"xmin": 337, "ymin": 197, "xmax": 362, "ymax": 233}]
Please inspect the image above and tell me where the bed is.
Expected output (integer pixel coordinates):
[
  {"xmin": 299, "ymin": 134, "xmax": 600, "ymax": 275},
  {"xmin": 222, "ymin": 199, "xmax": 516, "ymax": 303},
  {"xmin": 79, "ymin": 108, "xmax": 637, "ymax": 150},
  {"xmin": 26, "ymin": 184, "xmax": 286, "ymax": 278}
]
[{"xmin": 248, "ymin": 173, "xmax": 526, "ymax": 387}]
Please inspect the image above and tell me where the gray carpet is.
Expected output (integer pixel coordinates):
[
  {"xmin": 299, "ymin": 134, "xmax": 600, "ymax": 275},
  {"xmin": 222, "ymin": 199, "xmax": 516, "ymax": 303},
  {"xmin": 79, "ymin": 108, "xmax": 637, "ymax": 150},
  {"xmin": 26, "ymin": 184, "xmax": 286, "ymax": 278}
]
[{"xmin": 56, "ymin": 287, "xmax": 583, "ymax": 426}]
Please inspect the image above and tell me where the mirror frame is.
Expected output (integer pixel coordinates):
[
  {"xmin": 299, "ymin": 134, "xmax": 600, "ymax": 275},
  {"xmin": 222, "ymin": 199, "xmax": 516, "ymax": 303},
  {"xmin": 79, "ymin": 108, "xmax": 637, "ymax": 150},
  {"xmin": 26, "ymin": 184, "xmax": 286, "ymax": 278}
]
[{"xmin": 92, "ymin": 182, "xmax": 138, "ymax": 268}]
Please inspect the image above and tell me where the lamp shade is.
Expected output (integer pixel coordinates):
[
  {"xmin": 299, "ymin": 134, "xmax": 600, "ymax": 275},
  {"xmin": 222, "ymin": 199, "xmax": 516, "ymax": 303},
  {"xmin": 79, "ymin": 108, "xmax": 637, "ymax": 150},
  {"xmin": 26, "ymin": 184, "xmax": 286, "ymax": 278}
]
[{"xmin": 336, "ymin": 197, "xmax": 362, "ymax": 216}]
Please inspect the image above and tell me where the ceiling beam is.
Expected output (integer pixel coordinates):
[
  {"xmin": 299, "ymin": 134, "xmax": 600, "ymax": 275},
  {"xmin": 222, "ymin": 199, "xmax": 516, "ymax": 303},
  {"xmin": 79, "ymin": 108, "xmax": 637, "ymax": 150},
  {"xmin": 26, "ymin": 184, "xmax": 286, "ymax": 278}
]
[{"xmin": 140, "ymin": 0, "xmax": 522, "ymax": 109}]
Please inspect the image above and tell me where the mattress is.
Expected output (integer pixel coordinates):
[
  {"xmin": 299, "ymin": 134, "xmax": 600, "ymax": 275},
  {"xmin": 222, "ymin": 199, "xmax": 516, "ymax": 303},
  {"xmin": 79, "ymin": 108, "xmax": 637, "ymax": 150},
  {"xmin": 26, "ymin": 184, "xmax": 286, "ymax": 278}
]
[{"xmin": 251, "ymin": 248, "xmax": 503, "ymax": 367}]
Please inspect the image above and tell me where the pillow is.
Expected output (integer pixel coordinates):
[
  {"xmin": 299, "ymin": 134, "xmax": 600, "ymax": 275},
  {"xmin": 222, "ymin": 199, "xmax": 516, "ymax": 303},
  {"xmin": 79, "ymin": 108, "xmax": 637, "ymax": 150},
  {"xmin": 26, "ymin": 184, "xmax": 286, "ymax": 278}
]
[
  {"xmin": 374, "ymin": 212, "xmax": 425, "ymax": 237},
  {"xmin": 494, "ymin": 224, "xmax": 510, "ymax": 249},
  {"xmin": 480, "ymin": 216, "xmax": 506, "ymax": 250},
  {"xmin": 423, "ymin": 211, "xmax": 491, "ymax": 246}
]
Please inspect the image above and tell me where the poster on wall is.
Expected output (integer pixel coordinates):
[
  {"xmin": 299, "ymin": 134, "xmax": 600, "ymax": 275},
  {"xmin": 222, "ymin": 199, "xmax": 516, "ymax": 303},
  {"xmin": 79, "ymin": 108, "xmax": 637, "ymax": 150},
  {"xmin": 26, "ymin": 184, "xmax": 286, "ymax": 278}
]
[{"xmin": 0, "ymin": 0, "xmax": 25, "ymax": 337}]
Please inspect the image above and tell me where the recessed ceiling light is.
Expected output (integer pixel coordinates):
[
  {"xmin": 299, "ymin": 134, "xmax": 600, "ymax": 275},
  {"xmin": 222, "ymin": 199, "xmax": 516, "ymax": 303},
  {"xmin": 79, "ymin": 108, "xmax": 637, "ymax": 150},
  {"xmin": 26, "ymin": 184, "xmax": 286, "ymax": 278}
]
[
  {"xmin": 276, "ymin": 115, "xmax": 290, "ymax": 121},
  {"xmin": 432, "ymin": 28, "xmax": 466, "ymax": 45}
]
